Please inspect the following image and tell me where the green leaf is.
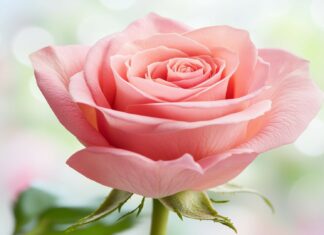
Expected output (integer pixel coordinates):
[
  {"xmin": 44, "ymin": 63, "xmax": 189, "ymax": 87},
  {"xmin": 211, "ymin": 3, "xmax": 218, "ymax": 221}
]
[
  {"xmin": 14, "ymin": 188, "xmax": 57, "ymax": 233},
  {"xmin": 159, "ymin": 191, "xmax": 237, "ymax": 233},
  {"xmin": 208, "ymin": 183, "xmax": 275, "ymax": 213},
  {"xmin": 26, "ymin": 207, "xmax": 135, "ymax": 235},
  {"xmin": 66, "ymin": 189, "xmax": 133, "ymax": 232},
  {"xmin": 13, "ymin": 187, "xmax": 137, "ymax": 235}
]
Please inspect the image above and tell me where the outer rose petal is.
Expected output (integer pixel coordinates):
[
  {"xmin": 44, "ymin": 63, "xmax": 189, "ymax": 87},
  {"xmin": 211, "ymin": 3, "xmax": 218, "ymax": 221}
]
[
  {"xmin": 84, "ymin": 13, "xmax": 191, "ymax": 107},
  {"xmin": 30, "ymin": 46, "xmax": 108, "ymax": 146},
  {"xmin": 184, "ymin": 26, "xmax": 257, "ymax": 98},
  {"xmin": 241, "ymin": 49, "xmax": 324, "ymax": 152},
  {"xmin": 193, "ymin": 149, "xmax": 258, "ymax": 190},
  {"xmin": 67, "ymin": 146, "xmax": 257, "ymax": 198}
]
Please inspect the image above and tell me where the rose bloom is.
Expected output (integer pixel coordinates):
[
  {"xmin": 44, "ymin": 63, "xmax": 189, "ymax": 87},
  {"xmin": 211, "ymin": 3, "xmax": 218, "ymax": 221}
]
[{"xmin": 31, "ymin": 14, "xmax": 322, "ymax": 198}]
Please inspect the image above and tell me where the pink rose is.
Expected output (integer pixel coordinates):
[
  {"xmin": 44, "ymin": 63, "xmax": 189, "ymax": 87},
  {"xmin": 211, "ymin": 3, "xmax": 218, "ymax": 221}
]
[{"xmin": 31, "ymin": 13, "xmax": 323, "ymax": 198}]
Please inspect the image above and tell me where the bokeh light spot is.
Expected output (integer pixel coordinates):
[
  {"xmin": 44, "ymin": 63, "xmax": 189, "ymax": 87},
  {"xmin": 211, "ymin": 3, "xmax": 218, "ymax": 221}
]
[
  {"xmin": 12, "ymin": 26, "xmax": 54, "ymax": 66},
  {"xmin": 294, "ymin": 118, "xmax": 324, "ymax": 157},
  {"xmin": 77, "ymin": 15, "xmax": 123, "ymax": 44},
  {"xmin": 311, "ymin": 0, "xmax": 324, "ymax": 29},
  {"xmin": 99, "ymin": 0, "xmax": 136, "ymax": 10}
]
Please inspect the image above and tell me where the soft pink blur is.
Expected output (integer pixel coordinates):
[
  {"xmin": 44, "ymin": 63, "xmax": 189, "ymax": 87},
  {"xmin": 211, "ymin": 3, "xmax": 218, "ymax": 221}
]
[{"xmin": 0, "ymin": 130, "xmax": 58, "ymax": 235}]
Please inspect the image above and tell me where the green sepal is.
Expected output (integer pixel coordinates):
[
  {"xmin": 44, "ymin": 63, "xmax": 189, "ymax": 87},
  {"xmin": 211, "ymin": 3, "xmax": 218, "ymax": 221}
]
[
  {"xmin": 117, "ymin": 197, "xmax": 146, "ymax": 221},
  {"xmin": 208, "ymin": 183, "xmax": 275, "ymax": 213},
  {"xmin": 159, "ymin": 191, "xmax": 237, "ymax": 233},
  {"xmin": 66, "ymin": 189, "xmax": 133, "ymax": 232},
  {"xmin": 210, "ymin": 199, "xmax": 230, "ymax": 204}
]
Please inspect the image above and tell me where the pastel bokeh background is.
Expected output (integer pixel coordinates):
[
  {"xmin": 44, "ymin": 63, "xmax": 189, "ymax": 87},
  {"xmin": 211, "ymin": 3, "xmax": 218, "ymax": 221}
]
[{"xmin": 1, "ymin": 0, "xmax": 324, "ymax": 234}]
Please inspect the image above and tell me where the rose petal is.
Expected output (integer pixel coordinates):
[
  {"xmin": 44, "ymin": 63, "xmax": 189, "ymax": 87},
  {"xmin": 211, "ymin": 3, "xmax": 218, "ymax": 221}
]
[
  {"xmin": 154, "ymin": 78, "xmax": 180, "ymax": 87},
  {"xmin": 184, "ymin": 26, "xmax": 257, "ymax": 98},
  {"xmin": 112, "ymin": 46, "xmax": 238, "ymax": 108},
  {"xmin": 120, "ymin": 33, "xmax": 210, "ymax": 56},
  {"xmin": 30, "ymin": 46, "xmax": 108, "ymax": 146},
  {"xmin": 120, "ymin": 49, "xmax": 237, "ymax": 104},
  {"xmin": 147, "ymin": 61, "xmax": 168, "ymax": 80},
  {"xmin": 67, "ymin": 146, "xmax": 203, "ymax": 198},
  {"xmin": 67, "ymin": 146, "xmax": 257, "ymax": 198},
  {"xmin": 127, "ymin": 46, "xmax": 188, "ymax": 78},
  {"xmin": 167, "ymin": 58, "xmax": 205, "ymax": 82},
  {"xmin": 111, "ymin": 54, "xmax": 210, "ymax": 104},
  {"xmin": 127, "ymin": 86, "xmax": 271, "ymax": 121},
  {"xmin": 127, "ymin": 77, "xmax": 204, "ymax": 102},
  {"xmin": 99, "ymin": 100, "xmax": 270, "ymax": 161},
  {"xmin": 110, "ymin": 55, "xmax": 163, "ymax": 110},
  {"xmin": 248, "ymin": 56, "xmax": 270, "ymax": 93},
  {"xmin": 183, "ymin": 49, "xmax": 239, "ymax": 101},
  {"xmin": 193, "ymin": 149, "xmax": 258, "ymax": 190},
  {"xmin": 166, "ymin": 57, "xmax": 213, "ymax": 88},
  {"xmin": 241, "ymin": 49, "xmax": 324, "ymax": 152},
  {"xmin": 84, "ymin": 13, "xmax": 191, "ymax": 107},
  {"xmin": 171, "ymin": 69, "xmax": 206, "ymax": 88}
]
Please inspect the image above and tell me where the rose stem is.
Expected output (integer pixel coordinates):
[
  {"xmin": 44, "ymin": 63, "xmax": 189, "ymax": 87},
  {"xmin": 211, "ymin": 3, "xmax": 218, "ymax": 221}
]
[{"xmin": 150, "ymin": 199, "xmax": 169, "ymax": 235}]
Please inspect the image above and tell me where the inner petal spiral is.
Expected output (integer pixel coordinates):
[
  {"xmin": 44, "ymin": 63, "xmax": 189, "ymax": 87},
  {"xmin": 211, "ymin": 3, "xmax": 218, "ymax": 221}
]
[{"xmin": 145, "ymin": 56, "xmax": 223, "ymax": 89}]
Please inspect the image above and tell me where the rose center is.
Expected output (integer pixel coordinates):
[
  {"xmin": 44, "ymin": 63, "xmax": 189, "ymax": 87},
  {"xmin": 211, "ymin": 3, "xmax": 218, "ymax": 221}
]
[
  {"xmin": 168, "ymin": 58, "xmax": 203, "ymax": 76},
  {"xmin": 145, "ymin": 55, "xmax": 222, "ymax": 89}
]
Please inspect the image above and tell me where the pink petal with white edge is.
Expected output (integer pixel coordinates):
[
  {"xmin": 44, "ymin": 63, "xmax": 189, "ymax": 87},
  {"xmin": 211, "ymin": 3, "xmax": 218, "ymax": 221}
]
[
  {"xmin": 241, "ymin": 49, "xmax": 324, "ymax": 152},
  {"xmin": 67, "ymin": 146, "xmax": 257, "ymax": 198},
  {"xmin": 84, "ymin": 13, "xmax": 191, "ymax": 106},
  {"xmin": 30, "ymin": 46, "xmax": 108, "ymax": 146}
]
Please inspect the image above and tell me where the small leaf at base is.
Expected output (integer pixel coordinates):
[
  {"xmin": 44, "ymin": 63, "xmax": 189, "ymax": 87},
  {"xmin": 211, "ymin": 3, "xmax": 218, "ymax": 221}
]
[{"xmin": 66, "ymin": 189, "xmax": 132, "ymax": 232}]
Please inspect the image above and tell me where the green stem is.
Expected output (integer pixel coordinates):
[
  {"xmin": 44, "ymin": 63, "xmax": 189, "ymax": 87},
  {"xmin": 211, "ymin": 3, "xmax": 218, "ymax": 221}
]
[{"xmin": 150, "ymin": 199, "xmax": 169, "ymax": 235}]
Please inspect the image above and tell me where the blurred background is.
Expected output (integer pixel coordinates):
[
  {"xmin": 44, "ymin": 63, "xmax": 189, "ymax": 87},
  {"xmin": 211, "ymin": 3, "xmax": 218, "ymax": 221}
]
[{"xmin": 0, "ymin": 0, "xmax": 324, "ymax": 234}]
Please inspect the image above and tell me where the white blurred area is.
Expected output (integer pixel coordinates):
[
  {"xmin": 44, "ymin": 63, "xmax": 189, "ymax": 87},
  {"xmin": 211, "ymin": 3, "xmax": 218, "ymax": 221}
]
[{"xmin": 0, "ymin": 0, "xmax": 324, "ymax": 234}]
